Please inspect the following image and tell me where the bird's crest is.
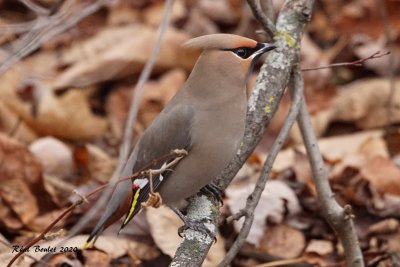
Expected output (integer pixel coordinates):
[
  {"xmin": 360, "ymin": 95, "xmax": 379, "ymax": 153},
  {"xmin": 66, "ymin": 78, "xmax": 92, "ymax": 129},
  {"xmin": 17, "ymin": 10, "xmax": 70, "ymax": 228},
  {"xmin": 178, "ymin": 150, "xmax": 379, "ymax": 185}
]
[{"xmin": 183, "ymin": 34, "xmax": 258, "ymax": 51}]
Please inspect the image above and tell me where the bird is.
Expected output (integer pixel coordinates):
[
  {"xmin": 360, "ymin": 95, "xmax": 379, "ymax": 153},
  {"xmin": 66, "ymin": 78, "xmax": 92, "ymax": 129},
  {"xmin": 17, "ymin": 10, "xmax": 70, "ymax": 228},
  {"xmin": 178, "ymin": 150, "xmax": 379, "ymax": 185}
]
[{"xmin": 84, "ymin": 34, "xmax": 276, "ymax": 248}]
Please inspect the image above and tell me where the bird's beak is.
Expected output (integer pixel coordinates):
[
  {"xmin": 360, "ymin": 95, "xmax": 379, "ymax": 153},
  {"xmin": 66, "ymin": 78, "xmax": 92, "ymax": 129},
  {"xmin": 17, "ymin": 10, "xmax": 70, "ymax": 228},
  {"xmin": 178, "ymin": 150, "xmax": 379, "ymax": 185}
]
[{"xmin": 251, "ymin": 42, "xmax": 277, "ymax": 59}]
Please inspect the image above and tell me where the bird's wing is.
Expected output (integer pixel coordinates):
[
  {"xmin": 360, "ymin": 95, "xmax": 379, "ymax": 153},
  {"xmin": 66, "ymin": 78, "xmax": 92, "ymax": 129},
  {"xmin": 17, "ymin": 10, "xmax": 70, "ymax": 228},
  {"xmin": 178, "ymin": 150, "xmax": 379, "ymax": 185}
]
[
  {"xmin": 85, "ymin": 103, "xmax": 194, "ymax": 247},
  {"xmin": 120, "ymin": 103, "xmax": 194, "ymax": 228}
]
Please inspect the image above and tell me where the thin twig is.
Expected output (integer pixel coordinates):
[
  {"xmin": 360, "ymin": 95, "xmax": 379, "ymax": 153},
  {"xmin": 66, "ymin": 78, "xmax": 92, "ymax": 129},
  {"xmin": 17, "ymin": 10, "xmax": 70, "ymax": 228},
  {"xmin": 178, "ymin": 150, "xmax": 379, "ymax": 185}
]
[
  {"xmin": 296, "ymin": 67, "xmax": 364, "ymax": 267},
  {"xmin": 19, "ymin": 0, "xmax": 50, "ymax": 16},
  {"xmin": 253, "ymin": 257, "xmax": 306, "ymax": 267},
  {"xmin": 260, "ymin": 0, "xmax": 276, "ymax": 22},
  {"xmin": 217, "ymin": 66, "xmax": 303, "ymax": 267},
  {"xmin": 301, "ymin": 51, "xmax": 390, "ymax": 71},
  {"xmin": 7, "ymin": 149, "xmax": 186, "ymax": 267},
  {"xmin": 0, "ymin": 0, "xmax": 110, "ymax": 74},
  {"xmin": 246, "ymin": 0, "xmax": 277, "ymax": 38}
]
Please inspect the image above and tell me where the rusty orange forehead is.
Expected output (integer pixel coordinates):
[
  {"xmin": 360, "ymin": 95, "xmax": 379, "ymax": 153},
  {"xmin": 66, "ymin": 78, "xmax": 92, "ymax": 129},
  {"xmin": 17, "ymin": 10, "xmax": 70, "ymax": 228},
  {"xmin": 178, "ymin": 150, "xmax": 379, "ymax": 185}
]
[{"xmin": 184, "ymin": 34, "xmax": 258, "ymax": 50}]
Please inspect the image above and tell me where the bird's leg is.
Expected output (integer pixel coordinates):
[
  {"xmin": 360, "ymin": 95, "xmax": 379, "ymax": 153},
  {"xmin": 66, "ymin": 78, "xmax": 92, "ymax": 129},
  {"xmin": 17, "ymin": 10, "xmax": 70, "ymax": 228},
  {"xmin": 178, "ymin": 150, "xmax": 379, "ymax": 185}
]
[
  {"xmin": 200, "ymin": 183, "xmax": 224, "ymax": 205},
  {"xmin": 170, "ymin": 206, "xmax": 216, "ymax": 242}
]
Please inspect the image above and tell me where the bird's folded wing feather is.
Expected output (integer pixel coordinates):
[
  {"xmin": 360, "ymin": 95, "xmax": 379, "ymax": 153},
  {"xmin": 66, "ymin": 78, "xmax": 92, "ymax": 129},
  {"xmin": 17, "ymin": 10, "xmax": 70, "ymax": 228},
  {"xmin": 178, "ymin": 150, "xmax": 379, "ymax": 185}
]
[
  {"xmin": 120, "ymin": 103, "xmax": 194, "ymax": 227},
  {"xmin": 85, "ymin": 101, "xmax": 194, "ymax": 247}
]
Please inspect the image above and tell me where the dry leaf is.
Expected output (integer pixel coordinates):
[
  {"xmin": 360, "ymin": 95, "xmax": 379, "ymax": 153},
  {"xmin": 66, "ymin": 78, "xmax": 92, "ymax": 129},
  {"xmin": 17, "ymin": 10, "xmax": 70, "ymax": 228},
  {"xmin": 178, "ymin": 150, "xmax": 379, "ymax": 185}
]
[
  {"xmin": 259, "ymin": 224, "xmax": 305, "ymax": 259},
  {"xmin": 51, "ymin": 24, "xmax": 197, "ymax": 89},
  {"xmin": 305, "ymin": 239, "xmax": 334, "ymax": 255},
  {"xmin": 29, "ymin": 137, "xmax": 74, "ymax": 179},
  {"xmin": 226, "ymin": 180, "xmax": 301, "ymax": 245},
  {"xmin": 276, "ymin": 130, "xmax": 388, "ymax": 173},
  {"xmin": 139, "ymin": 69, "xmax": 187, "ymax": 127},
  {"xmin": 333, "ymin": 78, "xmax": 400, "ymax": 129},
  {"xmin": 0, "ymin": 70, "xmax": 107, "ymax": 140},
  {"xmin": 360, "ymin": 155, "xmax": 400, "ymax": 195},
  {"xmin": 183, "ymin": 7, "xmax": 219, "ymax": 36},
  {"xmin": 143, "ymin": 0, "xmax": 187, "ymax": 26},
  {"xmin": 0, "ymin": 133, "xmax": 43, "ymax": 229},
  {"xmin": 0, "ymin": 102, "xmax": 37, "ymax": 144}
]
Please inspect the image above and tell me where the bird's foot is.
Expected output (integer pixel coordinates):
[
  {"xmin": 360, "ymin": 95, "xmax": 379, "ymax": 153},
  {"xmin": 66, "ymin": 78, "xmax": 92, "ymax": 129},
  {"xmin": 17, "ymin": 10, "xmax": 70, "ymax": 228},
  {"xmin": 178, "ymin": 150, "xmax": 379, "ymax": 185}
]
[
  {"xmin": 177, "ymin": 218, "xmax": 216, "ymax": 241},
  {"xmin": 200, "ymin": 183, "xmax": 224, "ymax": 205},
  {"xmin": 171, "ymin": 207, "xmax": 216, "ymax": 242},
  {"xmin": 141, "ymin": 192, "xmax": 163, "ymax": 208}
]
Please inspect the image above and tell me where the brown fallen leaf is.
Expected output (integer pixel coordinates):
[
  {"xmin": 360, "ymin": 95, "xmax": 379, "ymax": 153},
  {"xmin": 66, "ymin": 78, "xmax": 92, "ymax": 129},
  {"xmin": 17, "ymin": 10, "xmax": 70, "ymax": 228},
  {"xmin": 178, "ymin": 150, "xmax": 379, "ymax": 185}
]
[
  {"xmin": 139, "ymin": 69, "xmax": 187, "ymax": 127},
  {"xmin": 305, "ymin": 239, "xmax": 334, "ymax": 255},
  {"xmin": 226, "ymin": 180, "xmax": 301, "ymax": 246},
  {"xmin": 333, "ymin": 78, "xmax": 400, "ymax": 129},
  {"xmin": 29, "ymin": 137, "xmax": 75, "ymax": 180},
  {"xmin": 0, "ymin": 133, "xmax": 46, "ymax": 230},
  {"xmin": 259, "ymin": 224, "xmax": 305, "ymax": 259},
  {"xmin": 368, "ymin": 218, "xmax": 399, "ymax": 236},
  {"xmin": 360, "ymin": 155, "xmax": 400, "ymax": 195},
  {"xmin": 143, "ymin": 0, "xmax": 187, "ymax": 27},
  {"xmin": 50, "ymin": 24, "xmax": 198, "ymax": 89},
  {"xmin": 183, "ymin": 6, "xmax": 219, "ymax": 36},
  {"xmin": 0, "ymin": 102, "xmax": 37, "ymax": 144},
  {"xmin": 0, "ymin": 69, "xmax": 108, "ymax": 140}
]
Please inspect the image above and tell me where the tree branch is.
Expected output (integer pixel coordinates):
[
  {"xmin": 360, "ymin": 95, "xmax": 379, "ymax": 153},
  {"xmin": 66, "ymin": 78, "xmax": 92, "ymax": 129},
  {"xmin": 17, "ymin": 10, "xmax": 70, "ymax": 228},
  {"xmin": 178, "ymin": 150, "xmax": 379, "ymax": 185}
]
[
  {"xmin": 217, "ymin": 0, "xmax": 314, "ymax": 191},
  {"xmin": 246, "ymin": 0, "xmax": 277, "ymax": 38},
  {"xmin": 301, "ymin": 51, "xmax": 390, "ymax": 71},
  {"xmin": 296, "ymin": 69, "xmax": 364, "ymax": 267},
  {"xmin": 169, "ymin": 195, "xmax": 220, "ymax": 267},
  {"xmin": 171, "ymin": 0, "xmax": 315, "ymax": 266},
  {"xmin": 217, "ymin": 66, "xmax": 303, "ymax": 267}
]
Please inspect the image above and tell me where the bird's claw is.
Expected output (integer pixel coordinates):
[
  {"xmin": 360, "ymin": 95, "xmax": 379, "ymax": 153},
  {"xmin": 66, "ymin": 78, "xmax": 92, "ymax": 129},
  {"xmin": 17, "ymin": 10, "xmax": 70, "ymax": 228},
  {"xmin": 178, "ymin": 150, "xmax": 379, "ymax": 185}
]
[
  {"xmin": 200, "ymin": 183, "xmax": 224, "ymax": 205},
  {"xmin": 177, "ymin": 218, "xmax": 217, "ymax": 243}
]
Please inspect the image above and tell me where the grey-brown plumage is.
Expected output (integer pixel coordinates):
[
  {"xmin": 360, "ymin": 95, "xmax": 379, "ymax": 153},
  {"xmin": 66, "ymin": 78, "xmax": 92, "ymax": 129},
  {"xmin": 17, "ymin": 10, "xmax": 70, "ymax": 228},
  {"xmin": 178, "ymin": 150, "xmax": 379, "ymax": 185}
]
[{"xmin": 85, "ymin": 34, "xmax": 276, "ymax": 247}]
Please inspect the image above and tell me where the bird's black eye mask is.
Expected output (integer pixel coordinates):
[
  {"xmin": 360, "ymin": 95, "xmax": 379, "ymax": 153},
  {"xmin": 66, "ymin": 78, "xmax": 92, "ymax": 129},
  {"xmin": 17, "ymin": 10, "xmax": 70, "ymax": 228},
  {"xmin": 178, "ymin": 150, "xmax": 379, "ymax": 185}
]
[{"xmin": 223, "ymin": 42, "xmax": 265, "ymax": 59}]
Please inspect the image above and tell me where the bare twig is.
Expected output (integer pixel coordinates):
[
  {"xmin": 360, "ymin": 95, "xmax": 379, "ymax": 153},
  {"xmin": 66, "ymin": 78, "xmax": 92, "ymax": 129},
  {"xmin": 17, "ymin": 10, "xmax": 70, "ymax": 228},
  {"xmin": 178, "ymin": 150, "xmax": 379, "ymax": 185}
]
[
  {"xmin": 7, "ymin": 149, "xmax": 185, "ymax": 266},
  {"xmin": 0, "ymin": 0, "xmax": 110, "ymax": 74},
  {"xmin": 19, "ymin": 0, "xmax": 50, "ymax": 16},
  {"xmin": 246, "ymin": 0, "xmax": 277, "ymax": 38},
  {"xmin": 301, "ymin": 51, "xmax": 390, "ymax": 71},
  {"xmin": 296, "ymin": 67, "xmax": 364, "ymax": 267},
  {"xmin": 260, "ymin": 0, "xmax": 276, "ymax": 22},
  {"xmin": 217, "ymin": 66, "xmax": 303, "ymax": 267},
  {"xmin": 253, "ymin": 257, "xmax": 306, "ymax": 267}
]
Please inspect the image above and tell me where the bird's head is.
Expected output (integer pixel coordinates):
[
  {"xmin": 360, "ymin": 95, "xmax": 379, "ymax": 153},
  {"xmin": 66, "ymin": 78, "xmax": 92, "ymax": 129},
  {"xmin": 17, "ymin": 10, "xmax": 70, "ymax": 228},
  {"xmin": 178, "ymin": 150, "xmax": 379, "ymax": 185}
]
[{"xmin": 184, "ymin": 34, "xmax": 276, "ymax": 77}]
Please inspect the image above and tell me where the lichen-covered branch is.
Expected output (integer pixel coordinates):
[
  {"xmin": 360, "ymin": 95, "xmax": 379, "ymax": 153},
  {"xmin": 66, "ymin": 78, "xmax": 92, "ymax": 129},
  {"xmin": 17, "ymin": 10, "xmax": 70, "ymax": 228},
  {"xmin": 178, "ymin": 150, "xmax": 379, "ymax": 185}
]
[
  {"xmin": 217, "ymin": 67, "xmax": 303, "ymax": 267},
  {"xmin": 217, "ymin": 0, "xmax": 315, "ymax": 189},
  {"xmin": 169, "ymin": 195, "xmax": 220, "ymax": 267}
]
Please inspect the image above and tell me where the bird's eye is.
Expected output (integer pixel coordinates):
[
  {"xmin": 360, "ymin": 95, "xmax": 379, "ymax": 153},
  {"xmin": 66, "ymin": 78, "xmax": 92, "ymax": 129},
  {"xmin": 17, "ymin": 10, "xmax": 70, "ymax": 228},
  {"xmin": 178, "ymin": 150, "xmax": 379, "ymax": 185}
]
[
  {"xmin": 236, "ymin": 48, "xmax": 247, "ymax": 58},
  {"xmin": 234, "ymin": 48, "xmax": 249, "ymax": 59}
]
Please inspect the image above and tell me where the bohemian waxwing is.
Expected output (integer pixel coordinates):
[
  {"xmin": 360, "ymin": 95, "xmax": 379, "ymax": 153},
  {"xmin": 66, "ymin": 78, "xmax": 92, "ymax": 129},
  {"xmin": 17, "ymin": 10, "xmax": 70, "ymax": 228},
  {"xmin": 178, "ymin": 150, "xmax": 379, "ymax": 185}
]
[{"xmin": 85, "ymin": 34, "xmax": 276, "ymax": 247}]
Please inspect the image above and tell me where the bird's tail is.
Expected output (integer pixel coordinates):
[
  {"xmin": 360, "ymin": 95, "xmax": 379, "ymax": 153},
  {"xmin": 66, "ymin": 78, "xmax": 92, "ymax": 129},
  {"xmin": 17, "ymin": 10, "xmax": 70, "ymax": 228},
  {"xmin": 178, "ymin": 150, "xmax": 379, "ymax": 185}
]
[
  {"xmin": 83, "ymin": 225, "xmax": 104, "ymax": 249},
  {"xmin": 83, "ymin": 179, "xmax": 132, "ymax": 249}
]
